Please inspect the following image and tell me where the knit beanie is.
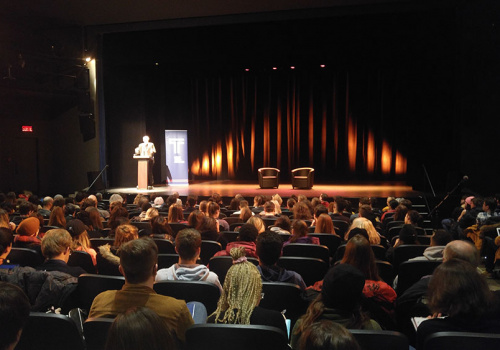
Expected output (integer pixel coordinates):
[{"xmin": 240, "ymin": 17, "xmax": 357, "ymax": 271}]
[
  {"xmin": 67, "ymin": 219, "xmax": 87, "ymax": 237},
  {"xmin": 16, "ymin": 217, "xmax": 40, "ymax": 236},
  {"xmin": 322, "ymin": 264, "xmax": 365, "ymax": 311}
]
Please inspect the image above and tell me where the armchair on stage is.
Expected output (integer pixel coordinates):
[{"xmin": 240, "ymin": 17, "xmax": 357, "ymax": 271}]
[
  {"xmin": 133, "ymin": 155, "xmax": 153, "ymax": 189},
  {"xmin": 291, "ymin": 167, "xmax": 315, "ymax": 189},
  {"xmin": 258, "ymin": 168, "xmax": 280, "ymax": 189}
]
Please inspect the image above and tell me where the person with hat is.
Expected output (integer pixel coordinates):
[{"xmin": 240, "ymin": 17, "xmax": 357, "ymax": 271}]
[
  {"xmin": 13, "ymin": 217, "xmax": 41, "ymax": 250},
  {"xmin": 36, "ymin": 229, "xmax": 86, "ymax": 277},
  {"xmin": 290, "ymin": 264, "xmax": 381, "ymax": 349},
  {"xmin": 68, "ymin": 219, "xmax": 97, "ymax": 266}
]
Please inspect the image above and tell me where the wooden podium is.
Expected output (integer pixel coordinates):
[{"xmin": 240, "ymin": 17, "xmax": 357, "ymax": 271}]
[{"xmin": 133, "ymin": 155, "xmax": 153, "ymax": 189}]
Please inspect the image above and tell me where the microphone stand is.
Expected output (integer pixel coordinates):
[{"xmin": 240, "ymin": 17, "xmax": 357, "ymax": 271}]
[
  {"xmin": 83, "ymin": 165, "xmax": 109, "ymax": 192},
  {"xmin": 428, "ymin": 176, "xmax": 467, "ymax": 222}
]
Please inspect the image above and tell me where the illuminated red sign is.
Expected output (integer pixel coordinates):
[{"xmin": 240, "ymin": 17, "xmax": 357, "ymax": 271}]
[{"xmin": 22, "ymin": 126, "xmax": 33, "ymax": 132}]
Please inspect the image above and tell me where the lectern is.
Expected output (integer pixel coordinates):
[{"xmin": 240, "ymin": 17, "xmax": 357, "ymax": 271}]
[{"xmin": 133, "ymin": 155, "xmax": 153, "ymax": 189}]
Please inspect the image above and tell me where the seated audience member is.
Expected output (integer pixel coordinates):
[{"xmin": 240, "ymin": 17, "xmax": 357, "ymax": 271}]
[
  {"xmin": 290, "ymin": 264, "xmax": 381, "ymax": 349},
  {"xmin": 408, "ymin": 229, "xmax": 452, "ymax": 262},
  {"xmin": 293, "ymin": 201, "xmax": 313, "ymax": 221},
  {"xmin": 0, "ymin": 209, "xmax": 15, "ymax": 230},
  {"xmin": 311, "ymin": 205, "xmax": 328, "ymax": 226},
  {"xmin": 105, "ymin": 306, "xmax": 176, "ymax": 350},
  {"xmin": 199, "ymin": 216, "xmax": 224, "ymax": 243},
  {"xmin": 183, "ymin": 195, "xmax": 197, "ymax": 214},
  {"xmin": 392, "ymin": 205, "xmax": 409, "ymax": 223},
  {"xmin": 341, "ymin": 235, "xmax": 397, "ymax": 328},
  {"xmin": 259, "ymin": 201, "xmax": 278, "ymax": 218},
  {"xmin": 329, "ymin": 197, "xmax": 350, "ymax": 224},
  {"xmin": 168, "ymin": 204, "xmax": 186, "ymax": 224},
  {"xmin": 11, "ymin": 201, "xmax": 35, "ymax": 226},
  {"xmin": 319, "ymin": 194, "xmax": 330, "ymax": 208},
  {"xmin": 405, "ymin": 210, "xmax": 422, "ymax": 227},
  {"xmin": 347, "ymin": 217, "xmax": 381, "ymax": 245},
  {"xmin": 246, "ymin": 216, "xmax": 266, "ymax": 234},
  {"xmin": 314, "ymin": 213, "xmax": 337, "ymax": 235},
  {"xmin": 48, "ymin": 206, "xmax": 66, "ymax": 228},
  {"xmin": 283, "ymin": 220, "xmax": 320, "ymax": 247},
  {"xmin": 252, "ymin": 195, "xmax": 266, "ymax": 214},
  {"xmin": 297, "ymin": 320, "xmax": 360, "ymax": 350},
  {"xmin": 0, "ymin": 282, "xmax": 31, "ymax": 350},
  {"xmin": 208, "ymin": 202, "xmax": 229, "ymax": 231},
  {"xmin": 271, "ymin": 199, "xmax": 282, "ymax": 215},
  {"xmin": 36, "ymin": 229, "xmax": 86, "ymax": 277},
  {"xmin": 150, "ymin": 216, "xmax": 174, "ymax": 241},
  {"xmin": 270, "ymin": 215, "xmax": 292, "ymax": 235},
  {"xmin": 156, "ymin": 228, "xmax": 222, "ymax": 291},
  {"xmin": 345, "ymin": 227, "xmax": 370, "ymax": 242},
  {"xmin": 381, "ymin": 199, "xmax": 399, "ymax": 221},
  {"xmin": 86, "ymin": 207, "xmax": 105, "ymax": 237},
  {"xmin": 198, "ymin": 200, "xmax": 208, "ymax": 215},
  {"xmin": 141, "ymin": 207, "xmax": 159, "ymax": 222},
  {"xmin": 67, "ymin": 219, "xmax": 97, "ymax": 266},
  {"xmin": 386, "ymin": 224, "xmax": 419, "ymax": 263},
  {"xmin": 13, "ymin": 217, "xmax": 41, "ymax": 250},
  {"xmin": 238, "ymin": 206, "xmax": 253, "ymax": 224},
  {"xmin": 233, "ymin": 199, "xmax": 252, "ymax": 216},
  {"xmin": 38, "ymin": 196, "xmax": 53, "ymax": 218},
  {"xmin": 207, "ymin": 247, "xmax": 287, "ymax": 333},
  {"xmin": 382, "ymin": 197, "xmax": 395, "ymax": 213},
  {"xmin": 89, "ymin": 237, "xmax": 194, "ymax": 342},
  {"xmin": 98, "ymin": 224, "xmax": 138, "ymax": 271},
  {"xmin": 152, "ymin": 196, "xmax": 165, "ymax": 209},
  {"xmin": 109, "ymin": 193, "xmax": 124, "ymax": 208},
  {"xmin": 108, "ymin": 206, "xmax": 130, "ymax": 236},
  {"xmin": 187, "ymin": 210, "xmax": 205, "ymax": 231},
  {"xmin": 256, "ymin": 231, "xmax": 306, "ymax": 290},
  {"xmin": 214, "ymin": 224, "xmax": 259, "ymax": 258},
  {"xmin": 476, "ymin": 197, "xmax": 499, "ymax": 226},
  {"xmin": 286, "ymin": 198, "xmax": 296, "ymax": 212},
  {"xmin": 416, "ymin": 259, "xmax": 500, "ymax": 350},
  {"xmin": 0, "ymin": 228, "xmax": 14, "ymax": 266},
  {"xmin": 350, "ymin": 197, "xmax": 371, "ymax": 222},
  {"xmin": 227, "ymin": 197, "xmax": 241, "ymax": 211}
]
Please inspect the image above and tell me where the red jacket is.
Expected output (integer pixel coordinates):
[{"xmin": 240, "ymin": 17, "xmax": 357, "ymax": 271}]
[{"xmin": 213, "ymin": 241, "xmax": 258, "ymax": 258}]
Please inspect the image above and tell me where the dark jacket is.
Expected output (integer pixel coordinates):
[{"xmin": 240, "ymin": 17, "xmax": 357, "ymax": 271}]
[{"xmin": 258, "ymin": 264, "xmax": 307, "ymax": 290}]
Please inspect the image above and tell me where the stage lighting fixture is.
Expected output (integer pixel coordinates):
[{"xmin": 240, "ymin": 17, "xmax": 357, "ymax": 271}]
[
  {"xmin": 245, "ymin": 68, "xmax": 250, "ymax": 72},
  {"xmin": 272, "ymin": 67, "xmax": 277, "ymax": 70},
  {"xmin": 290, "ymin": 66, "xmax": 295, "ymax": 70},
  {"xmin": 85, "ymin": 57, "xmax": 91, "ymax": 62},
  {"xmin": 320, "ymin": 64, "xmax": 326, "ymax": 68}
]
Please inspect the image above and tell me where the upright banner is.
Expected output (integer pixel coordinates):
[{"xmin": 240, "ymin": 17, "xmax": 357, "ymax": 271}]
[{"xmin": 164, "ymin": 130, "xmax": 189, "ymax": 185}]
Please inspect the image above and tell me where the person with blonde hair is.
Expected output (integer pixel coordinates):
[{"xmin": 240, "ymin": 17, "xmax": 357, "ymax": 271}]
[
  {"xmin": 346, "ymin": 217, "xmax": 380, "ymax": 245},
  {"xmin": 208, "ymin": 246, "xmax": 286, "ymax": 333},
  {"xmin": 36, "ymin": 229, "xmax": 86, "ymax": 277},
  {"xmin": 67, "ymin": 219, "xmax": 97, "ymax": 266},
  {"xmin": 0, "ymin": 209, "xmax": 15, "ymax": 230},
  {"xmin": 246, "ymin": 216, "xmax": 265, "ymax": 234},
  {"xmin": 272, "ymin": 194, "xmax": 283, "ymax": 207},
  {"xmin": 142, "ymin": 207, "xmax": 159, "ymax": 222},
  {"xmin": 271, "ymin": 200, "xmax": 282, "ymax": 215}
]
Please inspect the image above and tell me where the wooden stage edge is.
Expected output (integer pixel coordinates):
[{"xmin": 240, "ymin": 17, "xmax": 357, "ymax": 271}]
[{"xmin": 104, "ymin": 181, "xmax": 421, "ymax": 199}]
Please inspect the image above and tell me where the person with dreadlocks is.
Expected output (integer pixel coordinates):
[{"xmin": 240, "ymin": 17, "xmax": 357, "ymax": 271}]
[{"xmin": 207, "ymin": 246, "xmax": 287, "ymax": 334}]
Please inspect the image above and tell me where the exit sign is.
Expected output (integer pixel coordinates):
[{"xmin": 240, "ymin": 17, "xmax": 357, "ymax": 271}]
[{"xmin": 22, "ymin": 126, "xmax": 33, "ymax": 132}]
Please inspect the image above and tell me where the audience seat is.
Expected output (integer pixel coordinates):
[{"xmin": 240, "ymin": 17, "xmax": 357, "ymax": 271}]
[
  {"xmin": 153, "ymin": 280, "xmax": 221, "ymax": 314},
  {"xmin": 208, "ymin": 256, "xmax": 259, "ymax": 285},
  {"xmin": 282, "ymin": 243, "xmax": 330, "ymax": 264},
  {"xmin": 260, "ymin": 282, "xmax": 307, "ymax": 326},
  {"xmin": 40, "ymin": 225, "xmax": 60, "ymax": 233},
  {"xmin": 335, "ymin": 244, "xmax": 386, "ymax": 262},
  {"xmin": 158, "ymin": 253, "xmax": 180, "ymax": 269},
  {"xmin": 186, "ymin": 324, "xmax": 289, "ymax": 350},
  {"xmin": 349, "ymin": 329, "xmax": 409, "ymax": 350},
  {"xmin": 77, "ymin": 274, "xmax": 125, "ymax": 311},
  {"xmin": 200, "ymin": 240, "xmax": 222, "ymax": 265},
  {"xmin": 291, "ymin": 167, "xmax": 314, "ymax": 189},
  {"xmin": 5, "ymin": 247, "xmax": 43, "ymax": 267},
  {"xmin": 84, "ymin": 317, "xmax": 114, "ymax": 350},
  {"xmin": 277, "ymin": 257, "xmax": 328, "ymax": 286},
  {"xmin": 393, "ymin": 245, "xmax": 429, "ymax": 271},
  {"xmin": 376, "ymin": 260, "xmax": 395, "ymax": 285},
  {"xmin": 223, "ymin": 217, "xmax": 243, "ymax": 226},
  {"xmin": 278, "ymin": 233, "xmax": 291, "ymax": 242},
  {"xmin": 16, "ymin": 312, "xmax": 85, "ymax": 350},
  {"xmin": 130, "ymin": 221, "xmax": 151, "ymax": 232},
  {"xmin": 68, "ymin": 250, "xmax": 96, "ymax": 274},
  {"xmin": 229, "ymin": 223, "xmax": 244, "ymax": 231},
  {"xmin": 332, "ymin": 220, "xmax": 350, "ymax": 236},
  {"xmin": 422, "ymin": 331, "xmax": 500, "ymax": 350},
  {"xmin": 169, "ymin": 222, "xmax": 189, "ymax": 235},
  {"xmin": 258, "ymin": 167, "xmax": 280, "ymax": 189},
  {"xmin": 262, "ymin": 217, "xmax": 278, "ymax": 228},
  {"xmin": 307, "ymin": 233, "xmax": 342, "ymax": 257},
  {"xmin": 90, "ymin": 238, "xmax": 115, "ymax": 251},
  {"xmin": 396, "ymin": 260, "xmax": 441, "ymax": 295},
  {"xmin": 153, "ymin": 238, "xmax": 175, "ymax": 254},
  {"xmin": 220, "ymin": 231, "xmax": 239, "ymax": 243}
]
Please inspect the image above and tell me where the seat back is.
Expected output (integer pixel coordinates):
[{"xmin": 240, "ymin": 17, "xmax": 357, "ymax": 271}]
[
  {"xmin": 130, "ymin": 221, "xmax": 152, "ymax": 232},
  {"xmin": 277, "ymin": 256, "xmax": 328, "ymax": 286},
  {"xmin": 223, "ymin": 217, "xmax": 243, "ymax": 225},
  {"xmin": 350, "ymin": 329, "xmax": 409, "ymax": 350},
  {"xmin": 200, "ymin": 240, "xmax": 222, "ymax": 265},
  {"xmin": 229, "ymin": 223, "xmax": 244, "ymax": 231},
  {"xmin": 220, "ymin": 231, "xmax": 239, "ymax": 243},
  {"xmin": 68, "ymin": 250, "xmax": 96, "ymax": 273},
  {"xmin": 84, "ymin": 317, "xmax": 114, "ymax": 350},
  {"xmin": 153, "ymin": 238, "xmax": 175, "ymax": 254},
  {"xmin": 376, "ymin": 260, "xmax": 395, "ymax": 285},
  {"xmin": 262, "ymin": 217, "xmax": 278, "ymax": 228},
  {"xmin": 393, "ymin": 245, "xmax": 429, "ymax": 270},
  {"xmin": 282, "ymin": 243, "xmax": 330, "ymax": 264},
  {"xmin": 260, "ymin": 282, "xmax": 307, "ymax": 325},
  {"xmin": 16, "ymin": 312, "xmax": 85, "ymax": 350},
  {"xmin": 186, "ymin": 324, "xmax": 289, "ymax": 350},
  {"xmin": 423, "ymin": 331, "xmax": 500, "ymax": 350},
  {"xmin": 5, "ymin": 247, "xmax": 43, "ymax": 267},
  {"xmin": 158, "ymin": 253, "xmax": 180, "ymax": 269},
  {"xmin": 90, "ymin": 238, "xmax": 115, "ymax": 251},
  {"xmin": 77, "ymin": 274, "xmax": 125, "ymax": 311},
  {"xmin": 153, "ymin": 280, "xmax": 221, "ymax": 314},
  {"xmin": 208, "ymin": 256, "xmax": 259, "ymax": 285},
  {"xmin": 396, "ymin": 260, "xmax": 441, "ymax": 295},
  {"xmin": 307, "ymin": 233, "xmax": 342, "ymax": 257},
  {"xmin": 332, "ymin": 220, "xmax": 350, "ymax": 236},
  {"xmin": 371, "ymin": 245, "xmax": 387, "ymax": 261},
  {"xmin": 169, "ymin": 222, "xmax": 189, "ymax": 235}
]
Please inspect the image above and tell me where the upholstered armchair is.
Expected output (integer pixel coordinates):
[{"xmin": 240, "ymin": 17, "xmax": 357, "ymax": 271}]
[
  {"xmin": 291, "ymin": 167, "xmax": 314, "ymax": 189},
  {"xmin": 258, "ymin": 168, "xmax": 280, "ymax": 189}
]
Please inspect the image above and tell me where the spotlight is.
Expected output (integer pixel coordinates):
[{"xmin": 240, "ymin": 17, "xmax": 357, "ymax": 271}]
[
  {"xmin": 245, "ymin": 68, "xmax": 250, "ymax": 72},
  {"xmin": 290, "ymin": 66, "xmax": 295, "ymax": 70},
  {"xmin": 85, "ymin": 57, "xmax": 91, "ymax": 62},
  {"xmin": 320, "ymin": 64, "xmax": 326, "ymax": 68},
  {"xmin": 155, "ymin": 62, "xmax": 159, "ymax": 66},
  {"xmin": 272, "ymin": 67, "xmax": 277, "ymax": 70}
]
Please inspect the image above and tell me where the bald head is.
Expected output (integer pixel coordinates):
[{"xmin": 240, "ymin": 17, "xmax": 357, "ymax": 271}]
[{"xmin": 443, "ymin": 240, "xmax": 479, "ymax": 268}]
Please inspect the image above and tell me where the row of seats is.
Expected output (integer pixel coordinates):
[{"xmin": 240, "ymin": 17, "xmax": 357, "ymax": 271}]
[{"xmin": 16, "ymin": 311, "xmax": 500, "ymax": 350}]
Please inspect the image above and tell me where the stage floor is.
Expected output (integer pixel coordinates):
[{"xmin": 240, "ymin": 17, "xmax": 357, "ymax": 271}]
[{"xmin": 104, "ymin": 181, "xmax": 420, "ymax": 199}]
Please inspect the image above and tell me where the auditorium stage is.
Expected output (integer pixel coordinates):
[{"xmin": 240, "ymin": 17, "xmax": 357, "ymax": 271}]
[{"xmin": 104, "ymin": 181, "xmax": 420, "ymax": 199}]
